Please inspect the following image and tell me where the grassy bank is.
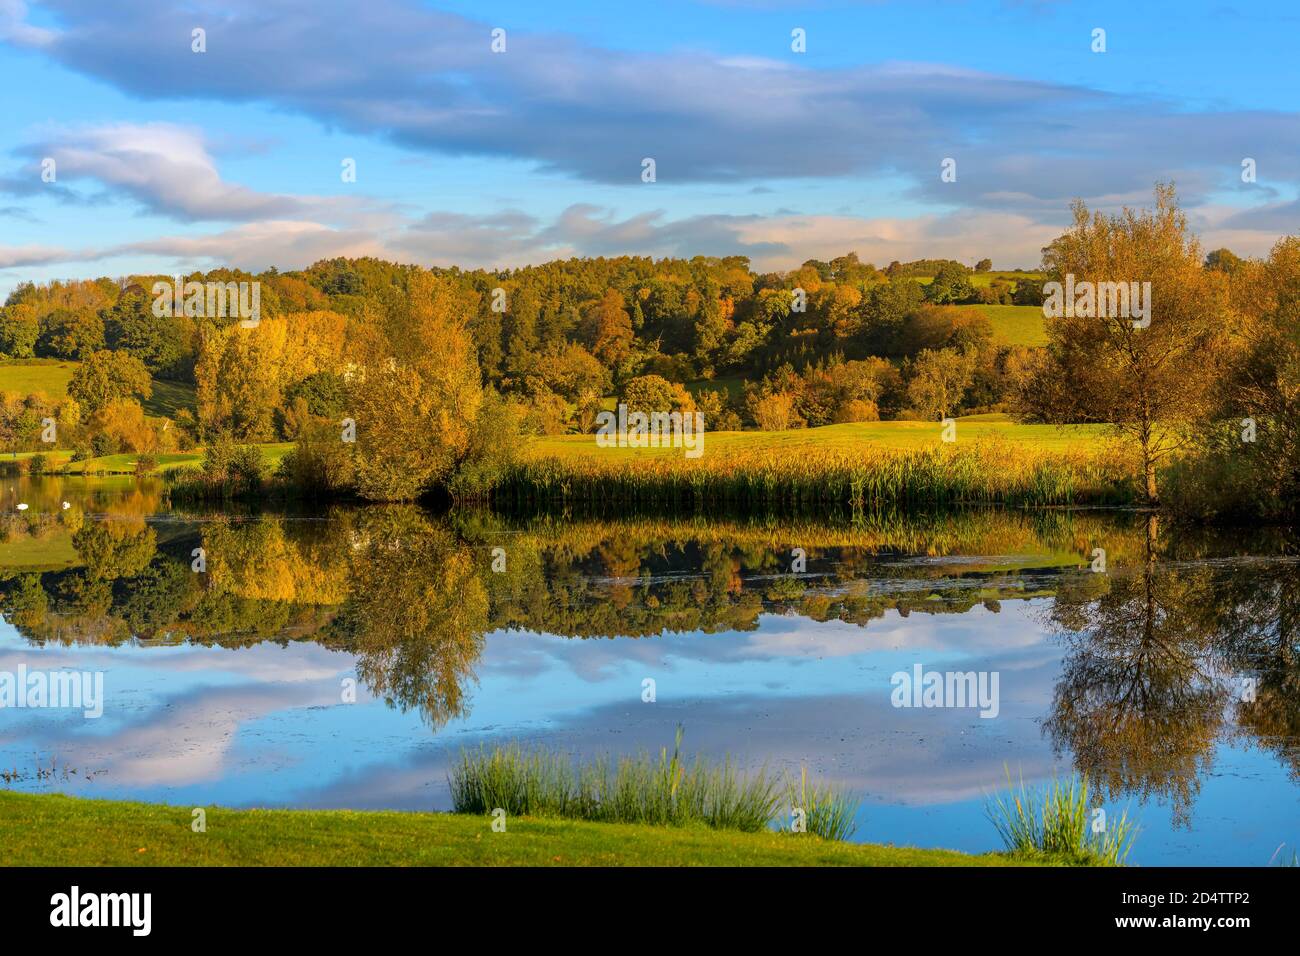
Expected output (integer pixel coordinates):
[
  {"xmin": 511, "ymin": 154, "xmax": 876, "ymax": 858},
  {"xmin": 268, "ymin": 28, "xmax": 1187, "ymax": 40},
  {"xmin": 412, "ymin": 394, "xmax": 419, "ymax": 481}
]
[
  {"xmin": 0, "ymin": 792, "xmax": 1059, "ymax": 866},
  {"xmin": 4, "ymin": 443, "xmax": 294, "ymax": 476}
]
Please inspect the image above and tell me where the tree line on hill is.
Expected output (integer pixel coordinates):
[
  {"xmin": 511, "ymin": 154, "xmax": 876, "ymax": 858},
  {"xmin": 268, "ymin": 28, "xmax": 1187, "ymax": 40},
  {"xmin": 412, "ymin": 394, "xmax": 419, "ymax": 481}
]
[
  {"xmin": 0, "ymin": 186, "xmax": 1294, "ymax": 519},
  {"xmin": 0, "ymin": 252, "xmax": 1044, "ymax": 446}
]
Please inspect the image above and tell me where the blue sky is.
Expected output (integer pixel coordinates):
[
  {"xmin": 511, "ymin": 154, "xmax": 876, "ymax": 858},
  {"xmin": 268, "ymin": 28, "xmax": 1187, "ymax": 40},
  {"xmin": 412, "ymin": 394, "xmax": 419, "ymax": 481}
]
[{"xmin": 1, "ymin": 0, "xmax": 1297, "ymax": 296}]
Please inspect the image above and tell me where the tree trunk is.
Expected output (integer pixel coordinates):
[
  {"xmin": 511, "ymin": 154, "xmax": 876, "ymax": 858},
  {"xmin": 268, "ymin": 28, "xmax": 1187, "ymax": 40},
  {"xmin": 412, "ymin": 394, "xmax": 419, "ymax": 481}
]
[
  {"xmin": 1140, "ymin": 429, "xmax": 1159, "ymax": 504},
  {"xmin": 1143, "ymin": 457, "xmax": 1158, "ymax": 504}
]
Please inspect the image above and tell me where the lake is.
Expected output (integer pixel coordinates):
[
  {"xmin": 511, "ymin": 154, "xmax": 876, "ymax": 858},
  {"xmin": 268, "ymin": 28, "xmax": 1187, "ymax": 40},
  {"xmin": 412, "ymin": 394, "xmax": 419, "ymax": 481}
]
[{"xmin": 1, "ymin": 474, "xmax": 1297, "ymax": 865}]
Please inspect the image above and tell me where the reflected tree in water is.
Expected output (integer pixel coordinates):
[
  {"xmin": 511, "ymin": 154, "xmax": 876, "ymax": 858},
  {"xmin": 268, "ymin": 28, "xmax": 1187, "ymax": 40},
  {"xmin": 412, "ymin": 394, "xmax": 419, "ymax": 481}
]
[
  {"xmin": 1192, "ymin": 555, "xmax": 1300, "ymax": 782},
  {"xmin": 1044, "ymin": 517, "xmax": 1229, "ymax": 826},
  {"xmin": 335, "ymin": 506, "xmax": 488, "ymax": 730}
]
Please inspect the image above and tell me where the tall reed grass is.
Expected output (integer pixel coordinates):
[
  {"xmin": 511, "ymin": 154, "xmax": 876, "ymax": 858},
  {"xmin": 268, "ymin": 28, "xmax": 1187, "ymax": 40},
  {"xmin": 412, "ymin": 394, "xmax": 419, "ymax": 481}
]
[
  {"xmin": 494, "ymin": 441, "xmax": 1134, "ymax": 510},
  {"xmin": 449, "ymin": 728, "xmax": 860, "ymax": 840},
  {"xmin": 985, "ymin": 771, "xmax": 1138, "ymax": 865},
  {"xmin": 785, "ymin": 766, "xmax": 860, "ymax": 841}
]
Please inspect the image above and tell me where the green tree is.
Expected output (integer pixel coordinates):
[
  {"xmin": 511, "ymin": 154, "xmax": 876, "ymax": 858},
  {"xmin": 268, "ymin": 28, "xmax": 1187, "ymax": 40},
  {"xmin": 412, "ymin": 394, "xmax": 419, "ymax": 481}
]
[
  {"xmin": 36, "ymin": 307, "xmax": 104, "ymax": 359},
  {"xmin": 622, "ymin": 374, "xmax": 694, "ymax": 415},
  {"xmin": 1204, "ymin": 248, "xmax": 1243, "ymax": 274},
  {"xmin": 0, "ymin": 303, "xmax": 40, "ymax": 357},
  {"xmin": 67, "ymin": 350, "xmax": 152, "ymax": 413},
  {"xmin": 924, "ymin": 262, "xmax": 976, "ymax": 305},
  {"xmin": 102, "ymin": 286, "xmax": 192, "ymax": 378},
  {"xmin": 906, "ymin": 347, "xmax": 977, "ymax": 419}
]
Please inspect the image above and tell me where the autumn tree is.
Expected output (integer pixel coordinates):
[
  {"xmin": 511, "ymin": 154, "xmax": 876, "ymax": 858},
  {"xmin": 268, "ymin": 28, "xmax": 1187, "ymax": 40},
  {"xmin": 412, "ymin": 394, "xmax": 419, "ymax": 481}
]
[
  {"xmin": 1168, "ymin": 237, "xmax": 1300, "ymax": 520},
  {"xmin": 622, "ymin": 374, "xmax": 694, "ymax": 415},
  {"xmin": 194, "ymin": 310, "xmax": 347, "ymax": 440},
  {"xmin": 924, "ymin": 262, "xmax": 976, "ymax": 305},
  {"xmin": 349, "ymin": 273, "xmax": 483, "ymax": 501},
  {"xmin": 1025, "ymin": 186, "xmax": 1228, "ymax": 502},
  {"xmin": 582, "ymin": 289, "xmax": 634, "ymax": 370},
  {"xmin": 906, "ymin": 347, "xmax": 976, "ymax": 420},
  {"xmin": 37, "ymin": 307, "xmax": 104, "ymax": 359}
]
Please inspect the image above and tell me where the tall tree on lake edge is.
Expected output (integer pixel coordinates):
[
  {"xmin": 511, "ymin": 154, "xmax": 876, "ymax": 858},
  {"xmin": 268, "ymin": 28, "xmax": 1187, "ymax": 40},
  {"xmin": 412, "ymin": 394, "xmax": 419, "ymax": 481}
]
[
  {"xmin": 348, "ymin": 272, "xmax": 483, "ymax": 501},
  {"xmin": 1021, "ymin": 185, "xmax": 1228, "ymax": 502}
]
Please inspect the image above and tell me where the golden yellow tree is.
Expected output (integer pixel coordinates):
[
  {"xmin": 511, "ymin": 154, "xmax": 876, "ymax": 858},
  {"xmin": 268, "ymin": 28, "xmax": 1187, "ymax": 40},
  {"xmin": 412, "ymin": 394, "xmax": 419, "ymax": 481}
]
[
  {"xmin": 348, "ymin": 273, "xmax": 483, "ymax": 501},
  {"xmin": 1029, "ymin": 186, "xmax": 1228, "ymax": 501}
]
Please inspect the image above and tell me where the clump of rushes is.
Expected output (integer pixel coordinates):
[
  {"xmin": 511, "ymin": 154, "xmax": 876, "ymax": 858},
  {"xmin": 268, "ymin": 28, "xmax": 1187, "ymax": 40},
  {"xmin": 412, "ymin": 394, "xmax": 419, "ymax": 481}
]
[
  {"xmin": 449, "ymin": 727, "xmax": 859, "ymax": 839},
  {"xmin": 785, "ymin": 766, "xmax": 860, "ymax": 841},
  {"xmin": 494, "ymin": 441, "xmax": 1134, "ymax": 511},
  {"xmin": 985, "ymin": 770, "xmax": 1138, "ymax": 865}
]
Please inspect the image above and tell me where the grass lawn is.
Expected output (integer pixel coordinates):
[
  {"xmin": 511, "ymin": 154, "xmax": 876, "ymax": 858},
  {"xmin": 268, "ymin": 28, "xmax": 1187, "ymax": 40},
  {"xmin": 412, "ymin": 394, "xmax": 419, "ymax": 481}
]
[
  {"xmin": 141, "ymin": 378, "xmax": 198, "ymax": 418},
  {"xmin": 526, "ymin": 414, "xmax": 1108, "ymax": 461},
  {"xmin": 0, "ymin": 360, "xmax": 197, "ymax": 418},
  {"xmin": 0, "ymin": 359, "xmax": 77, "ymax": 399},
  {"xmin": 0, "ymin": 792, "xmax": 1059, "ymax": 867},
  {"xmin": 965, "ymin": 304, "xmax": 1048, "ymax": 347},
  {"xmin": 9, "ymin": 443, "xmax": 295, "ymax": 475},
  {"xmin": 968, "ymin": 270, "xmax": 1040, "ymax": 288}
]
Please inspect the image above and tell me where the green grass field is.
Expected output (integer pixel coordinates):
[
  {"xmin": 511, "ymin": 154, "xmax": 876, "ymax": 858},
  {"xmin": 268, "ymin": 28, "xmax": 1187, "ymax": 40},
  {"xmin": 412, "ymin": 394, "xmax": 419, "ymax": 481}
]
[
  {"xmin": 0, "ymin": 359, "xmax": 77, "ymax": 399},
  {"xmin": 0, "ymin": 360, "xmax": 197, "ymax": 417},
  {"xmin": 528, "ymin": 414, "xmax": 1106, "ymax": 460},
  {"xmin": 142, "ymin": 379, "xmax": 198, "ymax": 418},
  {"xmin": 8, "ymin": 443, "xmax": 295, "ymax": 475},
  {"xmin": 966, "ymin": 304, "xmax": 1048, "ymax": 347},
  {"xmin": 0, "ymin": 791, "xmax": 1065, "ymax": 867}
]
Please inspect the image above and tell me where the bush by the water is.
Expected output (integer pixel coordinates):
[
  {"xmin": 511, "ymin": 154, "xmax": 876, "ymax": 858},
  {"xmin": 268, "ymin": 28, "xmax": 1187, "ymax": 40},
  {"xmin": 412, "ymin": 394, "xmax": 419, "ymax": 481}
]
[{"xmin": 164, "ymin": 437, "xmax": 267, "ymax": 500}]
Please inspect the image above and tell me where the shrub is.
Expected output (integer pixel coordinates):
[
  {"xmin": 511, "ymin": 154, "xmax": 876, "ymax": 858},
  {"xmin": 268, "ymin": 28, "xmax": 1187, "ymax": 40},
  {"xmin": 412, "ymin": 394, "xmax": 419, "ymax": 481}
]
[
  {"xmin": 275, "ymin": 421, "xmax": 354, "ymax": 496},
  {"xmin": 834, "ymin": 398, "xmax": 879, "ymax": 423},
  {"xmin": 750, "ymin": 391, "xmax": 797, "ymax": 431},
  {"xmin": 90, "ymin": 433, "xmax": 117, "ymax": 457}
]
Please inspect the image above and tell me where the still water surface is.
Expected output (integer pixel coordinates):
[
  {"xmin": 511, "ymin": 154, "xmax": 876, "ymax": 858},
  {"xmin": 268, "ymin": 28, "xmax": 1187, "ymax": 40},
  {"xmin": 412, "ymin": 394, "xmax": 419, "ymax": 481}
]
[{"xmin": 1, "ymin": 476, "xmax": 1296, "ymax": 865}]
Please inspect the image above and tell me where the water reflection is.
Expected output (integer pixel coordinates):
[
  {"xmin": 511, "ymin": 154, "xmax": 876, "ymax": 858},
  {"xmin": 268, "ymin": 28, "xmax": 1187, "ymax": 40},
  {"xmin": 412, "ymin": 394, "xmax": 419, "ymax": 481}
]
[{"xmin": 1, "ymin": 479, "xmax": 1297, "ymax": 862}]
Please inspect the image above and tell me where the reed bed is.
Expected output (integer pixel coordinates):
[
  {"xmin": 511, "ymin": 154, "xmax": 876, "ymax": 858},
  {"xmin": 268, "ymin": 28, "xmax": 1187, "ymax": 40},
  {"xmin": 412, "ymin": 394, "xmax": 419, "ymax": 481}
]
[
  {"xmin": 985, "ymin": 771, "xmax": 1138, "ymax": 866},
  {"xmin": 494, "ymin": 441, "xmax": 1135, "ymax": 510},
  {"xmin": 449, "ymin": 728, "xmax": 860, "ymax": 840}
]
